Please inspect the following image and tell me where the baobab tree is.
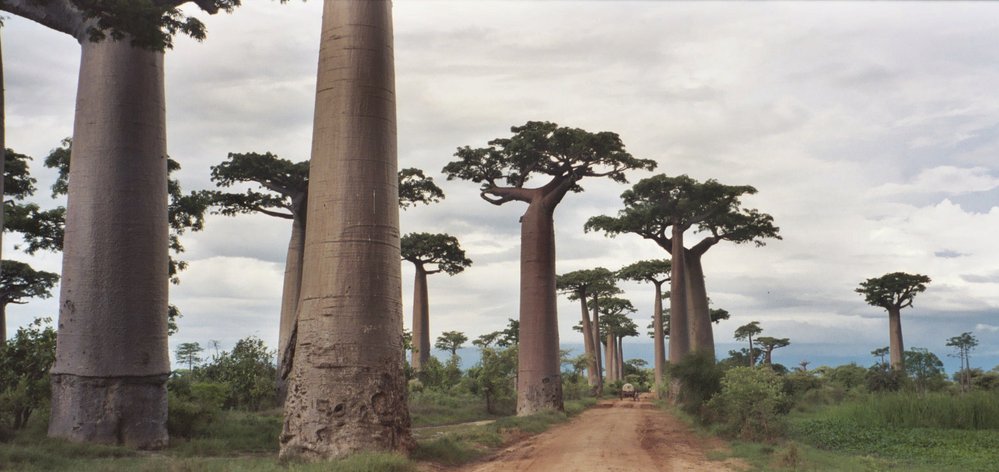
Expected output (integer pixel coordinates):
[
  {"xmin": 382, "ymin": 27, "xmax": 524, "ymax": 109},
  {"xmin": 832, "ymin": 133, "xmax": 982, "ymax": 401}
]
[
  {"xmin": 734, "ymin": 321, "xmax": 762, "ymax": 366},
  {"xmin": 755, "ymin": 336, "xmax": 790, "ymax": 367},
  {"xmin": 617, "ymin": 259, "xmax": 669, "ymax": 394},
  {"xmin": 592, "ymin": 297, "xmax": 637, "ymax": 383},
  {"xmin": 0, "ymin": 260, "xmax": 58, "ymax": 345},
  {"xmin": 856, "ymin": 272, "xmax": 931, "ymax": 371},
  {"xmin": 0, "ymin": 0, "xmax": 255, "ymax": 448},
  {"xmin": 946, "ymin": 331, "xmax": 978, "ymax": 392},
  {"xmin": 444, "ymin": 121, "xmax": 654, "ymax": 415},
  {"xmin": 587, "ymin": 174, "xmax": 779, "ymax": 361},
  {"xmin": 205, "ymin": 152, "xmax": 443, "ymax": 395},
  {"xmin": 281, "ymin": 0, "xmax": 413, "ymax": 459},
  {"xmin": 556, "ymin": 267, "xmax": 617, "ymax": 394},
  {"xmin": 434, "ymin": 330, "xmax": 468, "ymax": 359},
  {"xmin": 402, "ymin": 232, "xmax": 471, "ymax": 370}
]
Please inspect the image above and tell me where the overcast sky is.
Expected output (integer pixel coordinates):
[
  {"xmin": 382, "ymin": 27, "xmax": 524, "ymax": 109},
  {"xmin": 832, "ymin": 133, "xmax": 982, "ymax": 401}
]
[{"xmin": 4, "ymin": 1, "xmax": 998, "ymax": 371}]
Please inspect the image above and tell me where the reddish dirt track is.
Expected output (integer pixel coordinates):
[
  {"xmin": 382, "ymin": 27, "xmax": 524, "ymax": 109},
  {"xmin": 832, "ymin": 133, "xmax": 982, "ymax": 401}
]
[{"xmin": 454, "ymin": 398, "xmax": 747, "ymax": 472}]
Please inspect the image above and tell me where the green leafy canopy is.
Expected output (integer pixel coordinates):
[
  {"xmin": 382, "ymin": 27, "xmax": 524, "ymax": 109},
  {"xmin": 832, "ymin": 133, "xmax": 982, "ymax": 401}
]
[
  {"xmin": 400, "ymin": 232, "xmax": 471, "ymax": 276},
  {"xmin": 856, "ymin": 272, "xmax": 931, "ymax": 310}
]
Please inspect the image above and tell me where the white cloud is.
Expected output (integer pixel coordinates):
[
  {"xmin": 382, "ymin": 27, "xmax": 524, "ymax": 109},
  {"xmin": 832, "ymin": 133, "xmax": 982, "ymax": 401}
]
[{"xmin": 4, "ymin": 2, "xmax": 999, "ymax": 365}]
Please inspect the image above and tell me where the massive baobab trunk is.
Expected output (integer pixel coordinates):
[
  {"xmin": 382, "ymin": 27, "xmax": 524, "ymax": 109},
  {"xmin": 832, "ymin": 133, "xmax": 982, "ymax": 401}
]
[
  {"xmin": 668, "ymin": 225, "xmax": 689, "ymax": 364},
  {"xmin": 686, "ymin": 252, "xmax": 714, "ymax": 358},
  {"xmin": 517, "ymin": 198, "xmax": 563, "ymax": 415},
  {"xmin": 48, "ymin": 39, "xmax": 170, "ymax": 449},
  {"xmin": 616, "ymin": 336, "xmax": 624, "ymax": 381},
  {"xmin": 591, "ymin": 294, "xmax": 603, "ymax": 392},
  {"xmin": 277, "ymin": 214, "xmax": 306, "ymax": 401},
  {"xmin": 280, "ymin": 0, "xmax": 412, "ymax": 459},
  {"xmin": 411, "ymin": 264, "xmax": 430, "ymax": 370},
  {"xmin": 578, "ymin": 291, "xmax": 598, "ymax": 389},
  {"xmin": 888, "ymin": 306, "xmax": 904, "ymax": 370},
  {"xmin": 652, "ymin": 283, "xmax": 665, "ymax": 394}
]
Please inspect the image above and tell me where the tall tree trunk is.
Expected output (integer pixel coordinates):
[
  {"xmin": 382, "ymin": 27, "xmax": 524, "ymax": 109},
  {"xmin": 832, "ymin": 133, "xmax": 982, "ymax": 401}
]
[
  {"xmin": 605, "ymin": 333, "xmax": 614, "ymax": 382},
  {"xmin": 590, "ymin": 293, "xmax": 603, "ymax": 394},
  {"xmin": 578, "ymin": 293, "xmax": 598, "ymax": 390},
  {"xmin": 748, "ymin": 335, "xmax": 755, "ymax": 366},
  {"xmin": 686, "ymin": 252, "xmax": 714, "ymax": 358},
  {"xmin": 668, "ymin": 224, "xmax": 689, "ymax": 364},
  {"xmin": 410, "ymin": 264, "xmax": 430, "ymax": 371},
  {"xmin": 616, "ymin": 336, "xmax": 624, "ymax": 381},
  {"xmin": 1, "ymin": 28, "xmax": 6, "ymax": 348},
  {"xmin": 48, "ymin": 38, "xmax": 169, "ymax": 449},
  {"xmin": 763, "ymin": 348, "xmax": 773, "ymax": 366},
  {"xmin": 887, "ymin": 306, "xmax": 904, "ymax": 371},
  {"xmin": 0, "ymin": 304, "xmax": 6, "ymax": 348},
  {"xmin": 277, "ymin": 214, "xmax": 306, "ymax": 402},
  {"xmin": 652, "ymin": 282, "xmax": 665, "ymax": 396},
  {"xmin": 516, "ymin": 198, "xmax": 563, "ymax": 415},
  {"xmin": 280, "ymin": 0, "xmax": 413, "ymax": 460}
]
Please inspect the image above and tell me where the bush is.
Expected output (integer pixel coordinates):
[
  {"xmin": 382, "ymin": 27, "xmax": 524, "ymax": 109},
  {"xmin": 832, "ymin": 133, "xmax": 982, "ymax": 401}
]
[
  {"xmin": 706, "ymin": 367, "xmax": 789, "ymax": 440},
  {"xmin": 866, "ymin": 363, "xmax": 907, "ymax": 393},
  {"xmin": 0, "ymin": 318, "xmax": 56, "ymax": 439},
  {"xmin": 822, "ymin": 363, "xmax": 868, "ymax": 390},
  {"xmin": 194, "ymin": 336, "xmax": 277, "ymax": 410},
  {"xmin": 167, "ymin": 377, "xmax": 225, "ymax": 438},
  {"xmin": 670, "ymin": 351, "xmax": 723, "ymax": 417}
]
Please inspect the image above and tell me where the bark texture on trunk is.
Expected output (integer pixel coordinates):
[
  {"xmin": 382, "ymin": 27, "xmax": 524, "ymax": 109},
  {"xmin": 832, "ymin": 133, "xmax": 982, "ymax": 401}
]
[
  {"xmin": 578, "ymin": 294, "xmax": 598, "ymax": 389},
  {"xmin": 590, "ymin": 295, "xmax": 603, "ymax": 393},
  {"xmin": 48, "ymin": 38, "xmax": 169, "ymax": 449},
  {"xmin": 614, "ymin": 337, "xmax": 624, "ymax": 380},
  {"xmin": 888, "ymin": 306, "xmax": 904, "ymax": 371},
  {"xmin": 276, "ymin": 215, "xmax": 306, "ymax": 402},
  {"xmin": 668, "ymin": 225, "xmax": 689, "ymax": 364},
  {"xmin": 1, "ymin": 305, "xmax": 7, "ymax": 347},
  {"xmin": 410, "ymin": 264, "xmax": 430, "ymax": 371},
  {"xmin": 516, "ymin": 199, "xmax": 563, "ymax": 415},
  {"xmin": 280, "ymin": 0, "xmax": 413, "ymax": 460},
  {"xmin": 686, "ymin": 252, "xmax": 714, "ymax": 358},
  {"xmin": 652, "ymin": 283, "xmax": 665, "ymax": 395}
]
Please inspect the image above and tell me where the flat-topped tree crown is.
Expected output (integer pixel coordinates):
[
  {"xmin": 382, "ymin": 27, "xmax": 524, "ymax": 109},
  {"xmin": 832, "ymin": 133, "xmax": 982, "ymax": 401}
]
[
  {"xmin": 856, "ymin": 272, "xmax": 931, "ymax": 310},
  {"xmin": 399, "ymin": 168, "xmax": 445, "ymax": 209},
  {"xmin": 0, "ymin": 0, "xmax": 276, "ymax": 49},
  {"xmin": 556, "ymin": 267, "xmax": 618, "ymax": 300},
  {"xmin": 401, "ymin": 233, "xmax": 472, "ymax": 275},
  {"xmin": 443, "ymin": 121, "xmax": 656, "ymax": 206},
  {"xmin": 616, "ymin": 259, "xmax": 671, "ymax": 284},
  {"xmin": 585, "ymin": 174, "xmax": 759, "ymax": 247}
]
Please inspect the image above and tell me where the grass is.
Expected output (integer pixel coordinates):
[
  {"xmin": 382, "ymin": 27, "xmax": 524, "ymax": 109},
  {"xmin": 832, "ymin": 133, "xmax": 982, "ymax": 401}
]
[
  {"xmin": 408, "ymin": 390, "xmax": 511, "ymax": 427},
  {"xmin": 0, "ymin": 396, "xmax": 597, "ymax": 471}
]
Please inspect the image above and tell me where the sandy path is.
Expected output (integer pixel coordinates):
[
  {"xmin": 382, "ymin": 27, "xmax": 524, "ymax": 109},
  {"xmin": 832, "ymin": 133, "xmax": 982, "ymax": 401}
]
[{"xmin": 456, "ymin": 398, "xmax": 745, "ymax": 472}]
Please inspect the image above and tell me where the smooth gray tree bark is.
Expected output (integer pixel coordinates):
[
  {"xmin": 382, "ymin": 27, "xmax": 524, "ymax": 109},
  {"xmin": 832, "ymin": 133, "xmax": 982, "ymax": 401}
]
[{"xmin": 280, "ymin": 0, "xmax": 413, "ymax": 460}]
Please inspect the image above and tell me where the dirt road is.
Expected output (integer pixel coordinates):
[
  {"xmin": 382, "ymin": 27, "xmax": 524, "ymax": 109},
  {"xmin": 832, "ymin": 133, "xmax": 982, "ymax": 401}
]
[{"xmin": 456, "ymin": 398, "xmax": 746, "ymax": 472}]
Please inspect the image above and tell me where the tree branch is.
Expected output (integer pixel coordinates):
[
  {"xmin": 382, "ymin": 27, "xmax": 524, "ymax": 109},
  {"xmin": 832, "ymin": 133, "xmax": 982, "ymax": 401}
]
[
  {"xmin": 481, "ymin": 186, "xmax": 534, "ymax": 206},
  {"xmin": 255, "ymin": 207, "xmax": 294, "ymax": 220},
  {"xmin": 1, "ymin": 0, "xmax": 87, "ymax": 39}
]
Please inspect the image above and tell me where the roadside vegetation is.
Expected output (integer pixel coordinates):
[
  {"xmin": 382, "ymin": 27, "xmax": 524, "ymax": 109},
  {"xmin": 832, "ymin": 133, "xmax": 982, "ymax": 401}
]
[
  {"xmin": 0, "ymin": 321, "xmax": 597, "ymax": 471},
  {"xmin": 665, "ymin": 329, "xmax": 999, "ymax": 471}
]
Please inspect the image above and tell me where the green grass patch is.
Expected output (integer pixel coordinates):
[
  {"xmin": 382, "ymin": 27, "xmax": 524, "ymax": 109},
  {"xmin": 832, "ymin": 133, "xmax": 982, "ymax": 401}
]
[
  {"xmin": 408, "ymin": 390, "xmax": 507, "ymax": 427},
  {"xmin": 168, "ymin": 409, "xmax": 282, "ymax": 456},
  {"xmin": 817, "ymin": 391, "xmax": 999, "ymax": 430}
]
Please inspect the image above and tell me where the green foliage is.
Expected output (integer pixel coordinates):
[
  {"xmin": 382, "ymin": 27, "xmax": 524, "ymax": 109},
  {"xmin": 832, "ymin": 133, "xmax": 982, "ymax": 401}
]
[
  {"xmin": 0, "ymin": 260, "xmax": 59, "ymax": 307},
  {"xmin": 194, "ymin": 336, "xmax": 276, "ymax": 410},
  {"xmin": 402, "ymin": 233, "xmax": 472, "ymax": 276},
  {"xmin": 670, "ymin": 350, "xmax": 723, "ymax": 417},
  {"xmin": 0, "ymin": 318, "xmax": 56, "ymax": 437},
  {"xmin": 468, "ymin": 346, "xmax": 517, "ymax": 414},
  {"xmin": 814, "ymin": 391, "xmax": 999, "ymax": 430},
  {"xmin": 706, "ymin": 366, "xmax": 790, "ymax": 440},
  {"xmin": 615, "ymin": 259, "xmax": 670, "ymax": 284},
  {"xmin": 416, "ymin": 356, "xmax": 463, "ymax": 393},
  {"xmin": 856, "ymin": 272, "xmax": 931, "ymax": 310},
  {"xmin": 398, "ymin": 168, "xmax": 445, "ymax": 209},
  {"xmin": 175, "ymin": 342, "xmax": 204, "ymax": 371},
  {"xmin": 948, "ymin": 331, "xmax": 979, "ymax": 392},
  {"xmin": 821, "ymin": 362, "xmax": 868, "ymax": 390},
  {"xmin": 866, "ymin": 362, "xmax": 907, "ymax": 392},
  {"xmin": 443, "ymin": 121, "xmax": 656, "ymax": 199},
  {"xmin": 556, "ymin": 267, "xmax": 619, "ymax": 301},
  {"xmin": 904, "ymin": 348, "xmax": 947, "ymax": 393},
  {"xmin": 585, "ymin": 174, "xmax": 780, "ymax": 250},
  {"xmin": 166, "ymin": 376, "xmax": 225, "ymax": 439},
  {"xmin": 3, "ymin": 148, "xmax": 37, "ymax": 198}
]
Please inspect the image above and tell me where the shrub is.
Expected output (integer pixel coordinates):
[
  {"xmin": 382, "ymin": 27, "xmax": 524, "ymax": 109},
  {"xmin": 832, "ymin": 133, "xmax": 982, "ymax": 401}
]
[
  {"xmin": 0, "ymin": 318, "xmax": 56, "ymax": 439},
  {"xmin": 194, "ymin": 336, "xmax": 277, "ymax": 410},
  {"xmin": 866, "ymin": 363, "xmax": 907, "ymax": 392},
  {"xmin": 706, "ymin": 367, "xmax": 789, "ymax": 440},
  {"xmin": 670, "ymin": 351, "xmax": 723, "ymax": 417},
  {"xmin": 167, "ymin": 377, "xmax": 225, "ymax": 438}
]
